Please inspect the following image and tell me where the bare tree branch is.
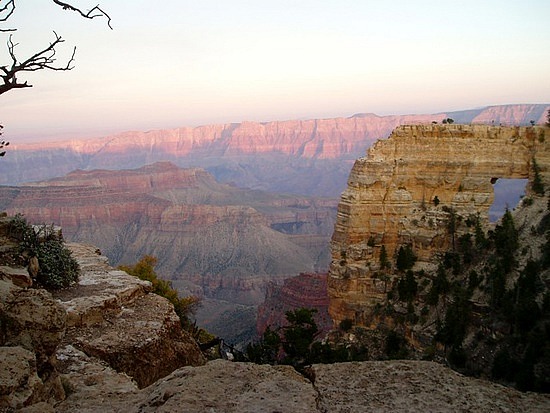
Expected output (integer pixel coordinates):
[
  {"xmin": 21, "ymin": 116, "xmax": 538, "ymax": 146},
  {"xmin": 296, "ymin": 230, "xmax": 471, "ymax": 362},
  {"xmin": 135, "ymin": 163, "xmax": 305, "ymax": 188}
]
[
  {"xmin": 0, "ymin": 125, "xmax": 8, "ymax": 157},
  {"xmin": 0, "ymin": 0, "xmax": 15, "ymax": 21},
  {"xmin": 0, "ymin": 31, "xmax": 76, "ymax": 95},
  {"xmin": 52, "ymin": 0, "xmax": 112, "ymax": 29},
  {"xmin": 0, "ymin": 0, "xmax": 111, "ymax": 97},
  {"xmin": 0, "ymin": 0, "xmax": 16, "ymax": 31}
]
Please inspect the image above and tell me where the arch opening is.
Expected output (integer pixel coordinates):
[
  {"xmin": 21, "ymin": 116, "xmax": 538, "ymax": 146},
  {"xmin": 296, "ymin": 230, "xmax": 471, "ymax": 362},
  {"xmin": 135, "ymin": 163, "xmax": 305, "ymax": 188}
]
[{"xmin": 489, "ymin": 178, "xmax": 528, "ymax": 222}]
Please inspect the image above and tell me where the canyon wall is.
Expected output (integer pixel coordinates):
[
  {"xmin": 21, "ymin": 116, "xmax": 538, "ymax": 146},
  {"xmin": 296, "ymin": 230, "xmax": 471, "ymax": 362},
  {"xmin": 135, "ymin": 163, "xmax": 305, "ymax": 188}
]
[
  {"xmin": 0, "ymin": 162, "xmax": 337, "ymax": 342},
  {"xmin": 328, "ymin": 124, "xmax": 550, "ymax": 325},
  {"xmin": 2, "ymin": 104, "xmax": 547, "ymax": 196}
]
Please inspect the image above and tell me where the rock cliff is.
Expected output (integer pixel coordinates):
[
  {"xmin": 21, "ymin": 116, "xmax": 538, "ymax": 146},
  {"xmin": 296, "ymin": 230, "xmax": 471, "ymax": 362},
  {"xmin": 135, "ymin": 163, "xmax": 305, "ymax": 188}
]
[{"xmin": 328, "ymin": 124, "xmax": 550, "ymax": 325}]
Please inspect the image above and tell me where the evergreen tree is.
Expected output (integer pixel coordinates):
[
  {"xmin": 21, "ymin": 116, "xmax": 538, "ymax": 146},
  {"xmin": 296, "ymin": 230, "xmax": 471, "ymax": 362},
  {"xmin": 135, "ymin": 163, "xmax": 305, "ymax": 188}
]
[
  {"xmin": 282, "ymin": 308, "xmax": 318, "ymax": 366},
  {"xmin": 492, "ymin": 209, "xmax": 518, "ymax": 273},
  {"xmin": 396, "ymin": 245, "xmax": 417, "ymax": 271},
  {"xmin": 380, "ymin": 245, "xmax": 390, "ymax": 269}
]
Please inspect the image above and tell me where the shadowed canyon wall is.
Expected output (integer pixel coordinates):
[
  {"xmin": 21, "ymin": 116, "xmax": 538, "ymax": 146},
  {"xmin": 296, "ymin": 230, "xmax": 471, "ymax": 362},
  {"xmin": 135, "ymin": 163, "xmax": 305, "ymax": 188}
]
[{"xmin": 328, "ymin": 124, "xmax": 550, "ymax": 325}]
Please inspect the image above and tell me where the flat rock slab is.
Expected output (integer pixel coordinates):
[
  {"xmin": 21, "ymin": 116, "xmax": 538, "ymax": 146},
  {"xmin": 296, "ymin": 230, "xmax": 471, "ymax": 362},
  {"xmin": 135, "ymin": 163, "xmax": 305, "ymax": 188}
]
[
  {"xmin": 134, "ymin": 359, "xmax": 318, "ymax": 413},
  {"xmin": 311, "ymin": 360, "xmax": 550, "ymax": 413},
  {"xmin": 54, "ymin": 359, "xmax": 550, "ymax": 412},
  {"xmin": 53, "ymin": 243, "xmax": 152, "ymax": 327}
]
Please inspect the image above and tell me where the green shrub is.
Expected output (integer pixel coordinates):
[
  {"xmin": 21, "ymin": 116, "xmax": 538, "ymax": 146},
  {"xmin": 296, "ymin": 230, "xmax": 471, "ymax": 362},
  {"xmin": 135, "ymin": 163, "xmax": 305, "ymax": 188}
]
[
  {"xmin": 36, "ymin": 238, "xmax": 79, "ymax": 289},
  {"xmin": 119, "ymin": 255, "xmax": 200, "ymax": 330},
  {"xmin": 339, "ymin": 318, "xmax": 353, "ymax": 332},
  {"xmin": 9, "ymin": 214, "xmax": 79, "ymax": 290},
  {"xmin": 532, "ymin": 158, "xmax": 545, "ymax": 196}
]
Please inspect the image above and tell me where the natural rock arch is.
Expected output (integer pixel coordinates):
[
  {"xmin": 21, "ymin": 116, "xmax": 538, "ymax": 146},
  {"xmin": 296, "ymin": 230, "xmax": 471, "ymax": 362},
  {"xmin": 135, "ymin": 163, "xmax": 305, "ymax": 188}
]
[{"xmin": 328, "ymin": 124, "xmax": 550, "ymax": 325}]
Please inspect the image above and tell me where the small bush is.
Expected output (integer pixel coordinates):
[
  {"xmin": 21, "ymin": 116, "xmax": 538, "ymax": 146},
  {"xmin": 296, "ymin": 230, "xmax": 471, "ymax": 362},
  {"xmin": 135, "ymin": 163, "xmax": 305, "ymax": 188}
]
[
  {"xmin": 119, "ymin": 255, "xmax": 200, "ymax": 330},
  {"xmin": 396, "ymin": 245, "xmax": 417, "ymax": 271},
  {"xmin": 9, "ymin": 214, "xmax": 79, "ymax": 290}
]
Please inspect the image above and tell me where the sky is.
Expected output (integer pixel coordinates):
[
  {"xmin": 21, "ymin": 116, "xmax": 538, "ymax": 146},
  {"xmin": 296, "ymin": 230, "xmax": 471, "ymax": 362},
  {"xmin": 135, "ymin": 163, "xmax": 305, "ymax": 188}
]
[{"xmin": 1, "ymin": 0, "xmax": 549, "ymax": 142}]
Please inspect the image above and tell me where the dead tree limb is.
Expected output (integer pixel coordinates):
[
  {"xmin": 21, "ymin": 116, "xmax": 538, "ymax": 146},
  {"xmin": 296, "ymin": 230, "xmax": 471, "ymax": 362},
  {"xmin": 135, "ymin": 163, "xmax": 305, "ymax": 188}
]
[
  {"xmin": 52, "ymin": 0, "xmax": 112, "ymax": 29},
  {"xmin": 0, "ymin": 0, "xmax": 110, "ymax": 96},
  {"xmin": 0, "ymin": 31, "xmax": 76, "ymax": 95},
  {"xmin": 0, "ymin": 0, "xmax": 16, "ymax": 31}
]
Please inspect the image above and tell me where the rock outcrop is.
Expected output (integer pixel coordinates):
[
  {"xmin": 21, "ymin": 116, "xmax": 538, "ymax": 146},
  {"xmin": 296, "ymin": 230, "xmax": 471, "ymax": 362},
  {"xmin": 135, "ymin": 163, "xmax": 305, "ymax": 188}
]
[
  {"xmin": 53, "ymin": 359, "xmax": 550, "ymax": 412},
  {"xmin": 54, "ymin": 243, "xmax": 206, "ymax": 389},
  {"xmin": 328, "ymin": 124, "xmax": 550, "ymax": 325},
  {"xmin": 0, "ymin": 217, "xmax": 205, "ymax": 410}
]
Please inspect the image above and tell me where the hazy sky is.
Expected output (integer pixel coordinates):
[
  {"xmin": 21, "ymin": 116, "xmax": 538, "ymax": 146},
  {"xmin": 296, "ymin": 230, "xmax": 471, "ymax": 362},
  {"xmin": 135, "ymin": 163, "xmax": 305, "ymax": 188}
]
[{"xmin": 1, "ymin": 0, "xmax": 549, "ymax": 141}]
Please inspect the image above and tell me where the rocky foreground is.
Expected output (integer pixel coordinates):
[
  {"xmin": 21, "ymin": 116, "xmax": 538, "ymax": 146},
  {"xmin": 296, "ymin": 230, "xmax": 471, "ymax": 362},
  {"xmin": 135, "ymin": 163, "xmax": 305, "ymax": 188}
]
[
  {"xmin": 1, "ymin": 236, "xmax": 549, "ymax": 412},
  {"xmin": 57, "ymin": 359, "xmax": 550, "ymax": 412}
]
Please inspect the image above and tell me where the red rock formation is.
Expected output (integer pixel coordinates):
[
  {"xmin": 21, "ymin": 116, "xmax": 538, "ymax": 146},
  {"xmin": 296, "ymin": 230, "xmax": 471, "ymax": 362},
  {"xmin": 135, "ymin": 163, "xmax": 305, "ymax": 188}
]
[
  {"xmin": 328, "ymin": 124, "xmax": 550, "ymax": 326},
  {"xmin": 256, "ymin": 273, "xmax": 332, "ymax": 336}
]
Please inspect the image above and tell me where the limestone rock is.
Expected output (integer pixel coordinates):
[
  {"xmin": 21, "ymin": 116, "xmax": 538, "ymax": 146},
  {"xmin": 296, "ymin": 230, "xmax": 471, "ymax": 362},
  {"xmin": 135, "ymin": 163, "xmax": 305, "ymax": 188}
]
[
  {"xmin": 311, "ymin": 360, "xmax": 550, "ymax": 412},
  {"xmin": 54, "ymin": 345, "xmax": 139, "ymax": 413},
  {"xmin": 70, "ymin": 293, "xmax": 205, "ymax": 388},
  {"xmin": 0, "ymin": 281, "xmax": 66, "ymax": 366},
  {"xmin": 55, "ymin": 243, "xmax": 206, "ymax": 389},
  {"xmin": 328, "ymin": 124, "xmax": 550, "ymax": 325},
  {"xmin": 133, "ymin": 359, "xmax": 318, "ymax": 413},
  {"xmin": 0, "ymin": 346, "xmax": 42, "ymax": 411},
  {"xmin": 0, "ymin": 265, "xmax": 32, "ymax": 288},
  {"xmin": 52, "ymin": 359, "xmax": 550, "ymax": 412}
]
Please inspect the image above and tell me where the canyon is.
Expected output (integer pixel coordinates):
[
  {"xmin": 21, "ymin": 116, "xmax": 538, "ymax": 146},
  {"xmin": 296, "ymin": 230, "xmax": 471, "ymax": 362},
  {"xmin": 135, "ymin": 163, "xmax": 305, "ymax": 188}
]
[
  {"xmin": 0, "ymin": 162, "xmax": 336, "ymax": 343},
  {"xmin": 1, "ymin": 226, "xmax": 549, "ymax": 411},
  {"xmin": 0, "ymin": 235, "xmax": 550, "ymax": 413},
  {"xmin": 2, "ymin": 112, "xmax": 550, "ymax": 409},
  {"xmin": 0, "ymin": 104, "xmax": 548, "ymax": 345}
]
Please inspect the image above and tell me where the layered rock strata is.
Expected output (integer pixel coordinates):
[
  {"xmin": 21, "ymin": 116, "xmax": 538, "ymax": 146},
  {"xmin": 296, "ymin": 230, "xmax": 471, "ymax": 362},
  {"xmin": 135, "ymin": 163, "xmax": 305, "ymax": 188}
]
[
  {"xmin": 2, "ymin": 104, "xmax": 547, "ymax": 196},
  {"xmin": 54, "ymin": 243, "xmax": 206, "ymax": 388},
  {"xmin": 0, "ymin": 162, "xmax": 336, "ymax": 307},
  {"xmin": 329, "ymin": 125, "xmax": 550, "ymax": 325}
]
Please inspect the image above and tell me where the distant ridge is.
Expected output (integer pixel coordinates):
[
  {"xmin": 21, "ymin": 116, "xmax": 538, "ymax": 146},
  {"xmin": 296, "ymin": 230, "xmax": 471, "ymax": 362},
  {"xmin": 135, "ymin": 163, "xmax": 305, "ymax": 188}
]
[{"xmin": 1, "ymin": 104, "xmax": 548, "ymax": 196}]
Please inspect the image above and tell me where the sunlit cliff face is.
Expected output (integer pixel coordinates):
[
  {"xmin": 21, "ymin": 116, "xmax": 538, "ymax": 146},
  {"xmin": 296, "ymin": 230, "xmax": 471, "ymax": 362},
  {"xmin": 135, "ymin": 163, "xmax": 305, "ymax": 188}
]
[{"xmin": 328, "ymin": 124, "xmax": 550, "ymax": 326}]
